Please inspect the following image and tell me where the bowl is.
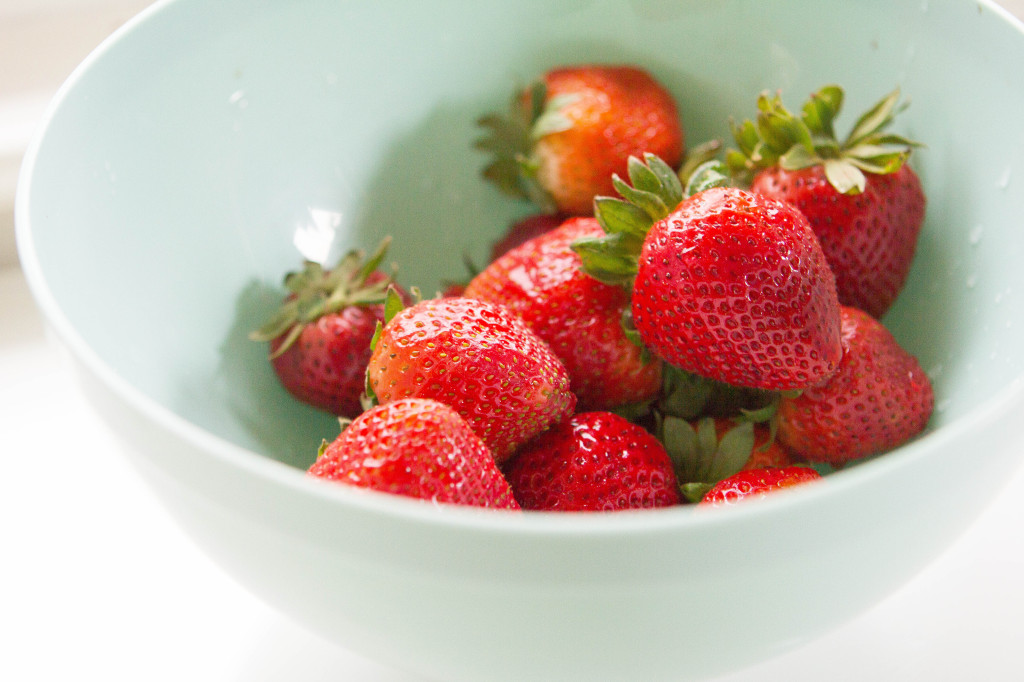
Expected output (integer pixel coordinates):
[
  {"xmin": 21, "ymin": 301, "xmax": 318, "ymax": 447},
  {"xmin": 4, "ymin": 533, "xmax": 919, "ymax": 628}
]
[{"xmin": 15, "ymin": 1, "xmax": 1024, "ymax": 680}]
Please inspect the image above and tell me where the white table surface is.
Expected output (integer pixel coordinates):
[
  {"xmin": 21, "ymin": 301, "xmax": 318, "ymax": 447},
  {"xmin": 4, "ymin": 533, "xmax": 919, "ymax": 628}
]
[{"xmin": 2, "ymin": 262, "xmax": 1023, "ymax": 681}]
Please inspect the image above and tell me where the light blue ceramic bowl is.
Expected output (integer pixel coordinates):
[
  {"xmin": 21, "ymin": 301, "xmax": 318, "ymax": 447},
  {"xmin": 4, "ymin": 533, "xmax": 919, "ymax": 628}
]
[{"xmin": 16, "ymin": 1, "xmax": 1024, "ymax": 680}]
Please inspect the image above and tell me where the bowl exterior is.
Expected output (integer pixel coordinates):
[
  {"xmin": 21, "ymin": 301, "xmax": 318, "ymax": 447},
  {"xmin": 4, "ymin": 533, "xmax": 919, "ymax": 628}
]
[{"xmin": 69, "ymin": 344, "xmax": 1024, "ymax": 682}]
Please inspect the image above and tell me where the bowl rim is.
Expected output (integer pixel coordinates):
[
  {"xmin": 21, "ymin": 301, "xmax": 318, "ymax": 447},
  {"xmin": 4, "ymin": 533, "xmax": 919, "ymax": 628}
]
[{"xmin": 14, "ymin": 0, "xmax": 1024, "ymax": 537}]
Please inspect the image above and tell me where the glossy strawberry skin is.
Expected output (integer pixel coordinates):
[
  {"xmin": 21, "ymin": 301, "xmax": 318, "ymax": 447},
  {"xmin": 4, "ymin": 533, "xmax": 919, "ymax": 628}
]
[
  {"xmin": 264, "ymin": 269, "xmax": 401, "ymax": 418},
  {"xmin": 777, "ymin": 306, "xmax": 934, "ymax": 465},
  {"xmin": 532, "ymin": 65, "xmax": 683, "ymax": 215},
  {"xmin": 308, "ymin": 398, "xmax": 519, "ymax": 509},
  {"xmin": 366, "ymin": 296, "xmax": 576, "ymax": 461},
  {"xmin": 751, "ymin": 164, "xmax": 926, "ymax": 318},
  {"xmin": 631, "ymin": 186, "xmax": 843, "ymax": 391},
  {"xmin": 700, "ymin": 466, "xmax": 822, "ymax": 506},
  {"xmin": 269, "ymin": 305, "xmax": 381, "ymax": 417},
  {"xmin": 504, "ymin": 411, "xmax": 681, "ymax": 511},
  {"xmin": 465, "ymin": 217, "xmax": 662, "ymax": 411}
]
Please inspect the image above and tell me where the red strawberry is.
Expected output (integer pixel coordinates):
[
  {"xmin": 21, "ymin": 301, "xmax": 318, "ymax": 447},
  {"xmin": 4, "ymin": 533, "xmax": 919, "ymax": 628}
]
[
  {"xmin": 729, "ymin": 85, "xmax": 926, "ymax": 318},
  {"xmin": 700, "ymin": 466, "xmax": 822, "ymax": 506},
  {"xmin": 503, "ymin": 411, "xmax": 681, "ymax": 511},
  {"xmin": 309, "ymin": 398, "xmax": 519, "ymax": 509},
  {"xmin": 476, "ymin": 64, "xmax": 684, "ymax": 216},
  {"xmin": 776, "ymin": 305, "xmax": 934, "ymax": 465},
  {"xmin": 250, "ymin": 241, "xmax": 401, "ymax": 417},
  {"xmin": 366, "ymin": 295, "xmax": 576, "ymax": 461},
  {"xmin": 574, "ymin": 154, "xmax": 842, "ymax": 392},
  {"xmin": 465, "ymin": 216, "xmax": 662, "ymax": 411},
  {"xmin": 633, "ymin": 186, "xmax": 842, "ymax": 390}
]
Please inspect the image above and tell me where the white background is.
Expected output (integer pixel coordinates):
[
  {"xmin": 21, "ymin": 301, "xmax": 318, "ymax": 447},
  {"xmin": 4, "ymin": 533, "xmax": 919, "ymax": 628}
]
[{"xmin": 3, "ymin": 2, "xmax": 1024, "ymax": 680}]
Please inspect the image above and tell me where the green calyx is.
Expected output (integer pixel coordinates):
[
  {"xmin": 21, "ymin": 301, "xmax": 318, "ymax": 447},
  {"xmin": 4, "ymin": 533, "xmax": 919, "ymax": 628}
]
[
  {"xmin": 249, "ymin": 238, "xmax": 395, "ymax": 358},
  {"xmin": 615, "ymin": 365, "xmax": 782, "ymax": 502},
  {"xmin": 660, "ymin": 366, "xmax": 779, "ymax": 423},
  {"xmin": 474, "ymin": 80, "xmax": 578, "ymax": 214},
  {"xmin": 659, "ymin": 390, "xmax": 782, "ymax": 503},
  {"xmin": 726, "ymin": 84, "xmax": 921, "ymax": 194},
  {"xmin": 367, "ymin": 285, "xmax": 410, "ymax": 356},
  {"xmin": 570, "ymin": 151, "xmax": 731, "ymax": 289},
  {"xmin": 362, "ymin": 284, "xmax": 416, "ymax": 413},
  {"xmin": 663, "ymin": 416, "xmax": 756, "ymax": 503}
]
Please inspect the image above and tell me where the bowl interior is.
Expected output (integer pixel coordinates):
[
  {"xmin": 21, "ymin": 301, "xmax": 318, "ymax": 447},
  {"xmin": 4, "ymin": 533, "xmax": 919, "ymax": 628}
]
[{"xmin": 19, "ymin": 0, "xmax": 1024, "ymax": 471}]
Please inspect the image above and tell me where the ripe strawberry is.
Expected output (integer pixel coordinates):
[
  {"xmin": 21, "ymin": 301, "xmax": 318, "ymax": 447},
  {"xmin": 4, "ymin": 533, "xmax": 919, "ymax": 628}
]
[
  {"xmin": 250, "ymin": 241, "xmax": 401, "ymax": 417},
  {"xmin": 366, "ymin": 295, "xmax": 576, "ymax": 461},
  {"xmin": 634, "ymin": 187, "xmax": 842, "ymax": 390},
  {"xmin": 700, "ymin": 466, "xmax": 822, "ymax": 506},
  {"xmin": 574, "ymin": 154, "xmax": 843, "ymax": 392},
  {"xmin": 728, "ymin": 85, "xmax": 926, "ymax": 318},
  {"xmin": 776, "ymin": 305, "xmax": 934, "ymax": 465},
  {"xmin": 503, "ymin": 411, "xmax": 681, "ymax": 511},
  {"xmin": 308, "ymin": 398, "xmax": 519, "ymax": 509},
  {"xmin": 465, "ymin": 216, "xmax": 662, "ymax": 411},
  {"xmin": 476, "ymin": 64, "xmax": 684, "ymax": 216}
]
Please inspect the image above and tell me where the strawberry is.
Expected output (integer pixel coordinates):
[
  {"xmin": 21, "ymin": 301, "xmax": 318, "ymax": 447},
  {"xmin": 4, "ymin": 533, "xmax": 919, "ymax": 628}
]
[
  {"xmin": 728, "ymin": 85, "xmax": 926, "ymax": 318},
  {"xmin": 573, "ymin": 154, "xmax": 843, "ymax": 392},
  {"xmin": 700, "ymin": 466, "xmax": 822, "ymax": 506},
  {"xmin": 250, "ymin": 240, "xmax": 401, "ymax": 417},
  {"xmin": 464, "ymin": 216, "xmax": 662, "ymax": 411},
  {"xmin": 476, "ymin": 64, "xmax": 684, "ymax": 216},
  {"xmin": 308, "ymin": 398, "xmax": 519, "ymax": 509},
  {"xmin": 503, "ymin": 411, "xmax": 681, "ymax": 511},
  {"xmin": 776, "ymin": 305, "xmax": 934, "ymax": 466},
  {"xmin": 366, "ymin": 295, "xmax": 576, "ymax": 461},
  {"xmin": 633, "ymin": 186, "xmax": 842, "ymax": 390}
]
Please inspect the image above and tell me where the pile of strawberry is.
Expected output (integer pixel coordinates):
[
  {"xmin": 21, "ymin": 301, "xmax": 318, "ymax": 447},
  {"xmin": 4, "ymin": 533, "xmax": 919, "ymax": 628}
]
[{"xmin": 252, "ymin": 65, "xmax": 934, "ymax": 511}]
